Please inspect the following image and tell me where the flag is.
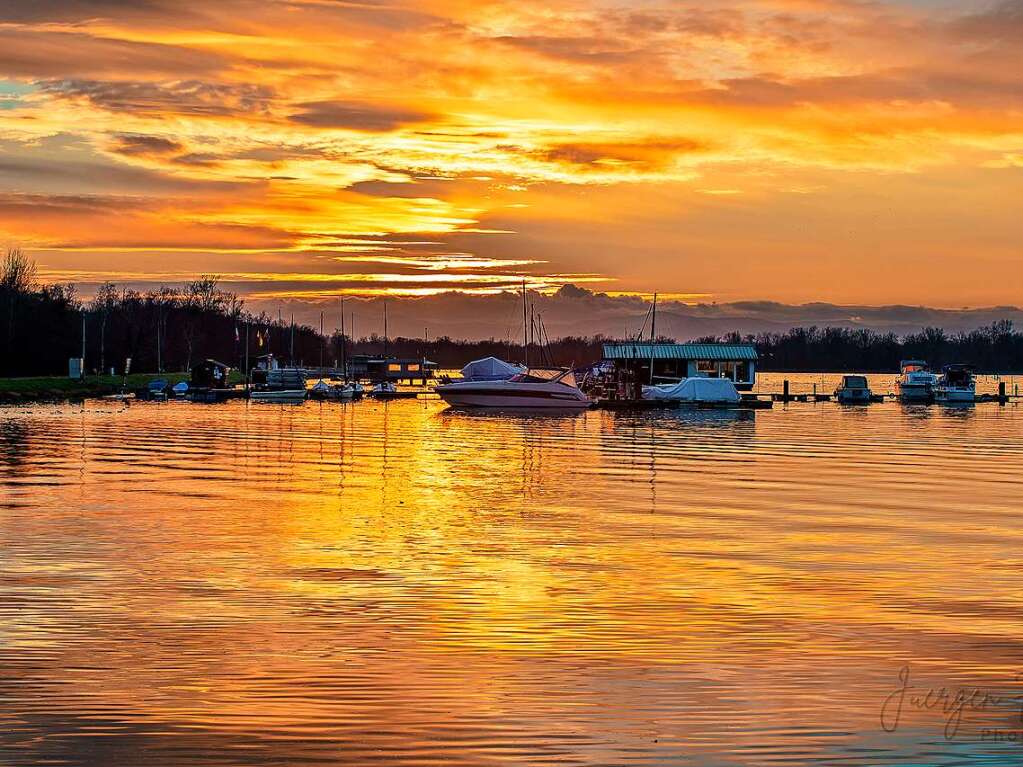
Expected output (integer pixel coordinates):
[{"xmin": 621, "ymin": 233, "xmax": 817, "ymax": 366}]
[
  {"xmin": 257, "ymin": 331, "xmax": 265, "ymax": 348},
  {"xmin": 235, "ymin": 325, "xmax": 240, "ymax": 343}
]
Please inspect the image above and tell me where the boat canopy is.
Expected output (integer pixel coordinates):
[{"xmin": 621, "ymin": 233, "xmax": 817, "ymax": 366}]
[
  {"xmin": 900, "ymin": 360, "xmax": 928, "ymax": 373},
  {"xmin": 460, "ymin": 356, "xmax": 526, "ymax": 381},
  {"xmin": 642, "ymin": 377, "xmax": 740, "ymax": 403}
]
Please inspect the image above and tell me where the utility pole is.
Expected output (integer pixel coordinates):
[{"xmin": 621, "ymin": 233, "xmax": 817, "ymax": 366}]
[
  {"xmin": 156, "ymin": 308, "xmax": 161, "ymax": 373},
  {"xmin": 244, "ymin": 322, "xmax": 250, "ymax": 392},
  {"xmin": 80, "ymin": 312, "xmax": 86, "ymax": 379}
]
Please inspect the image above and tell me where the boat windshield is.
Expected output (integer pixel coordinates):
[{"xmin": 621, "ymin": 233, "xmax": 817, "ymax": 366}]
[
  {"xmin": 901, "ymin": 361, "xmax": 926, "ymax": 373},
  {"xmin": 509, "ymin": 368, "xmax": 577, "ymax": 387},
  {"xmin": 844, "ymin": 376, "xmax": 868, "ymax": 388},
  {"xmin": 943, "ymin": 368, "xmax": 972, "ymax": 386}
]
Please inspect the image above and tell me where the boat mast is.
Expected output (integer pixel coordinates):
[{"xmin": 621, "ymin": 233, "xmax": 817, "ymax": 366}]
[
  {"xmin": 522, "ymin": 278, "xmax": 528, "ymax": 368},
  {"xmin": 649, "ymin": 292, "xmax": 657, "ymax": 384},
  {"xmin": 383, "ymin": 299, "xmax": 388, "ymax": 357},
  {"xmin": 340, "ymin": 296, "xmax": 345, "ymax": 378}
]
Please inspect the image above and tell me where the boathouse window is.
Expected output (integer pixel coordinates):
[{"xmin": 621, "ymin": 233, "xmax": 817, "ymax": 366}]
[
  {"xmin": 388, "ymin": 364, "xmax": 402, "ymax": 372},
  {"xmin": 697, "ymin": 360, "xmax": 717, "ymax": 376},
  {"xmin": 407, "ymin": 363, "xmax": 421, "ymax": 372}
]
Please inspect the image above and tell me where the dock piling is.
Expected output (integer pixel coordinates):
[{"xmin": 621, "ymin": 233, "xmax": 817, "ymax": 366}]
[{"xmin": 783, "ymin": 380, "xmax": 790, "ymax": 403}]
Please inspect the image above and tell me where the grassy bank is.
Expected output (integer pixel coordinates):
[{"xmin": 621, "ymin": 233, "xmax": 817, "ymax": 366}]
[{"xmin": 0, "ymin": 373, "xmax": 209, "ymax": 402}]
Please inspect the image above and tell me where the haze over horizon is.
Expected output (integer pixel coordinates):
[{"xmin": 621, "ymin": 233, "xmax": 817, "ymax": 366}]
[{"xmin": 0, "ymin": 0, "xmax": 1020, "ymax": 322}]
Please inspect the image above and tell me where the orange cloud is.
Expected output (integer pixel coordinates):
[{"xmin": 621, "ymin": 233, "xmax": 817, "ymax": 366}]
[{"xmin": 0, "ymin": 0, "xmax": 1018, "ymax": 306}]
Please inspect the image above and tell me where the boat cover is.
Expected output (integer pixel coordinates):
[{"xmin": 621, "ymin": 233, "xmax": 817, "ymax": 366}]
[
  {"xmin": 460, "ymin": 357, "xmax": 526, "ymax": 381},
  {"xmin": 642, "ymin": 377, "xmax": 740, "ymax": 403},
  {"xmin": 171, "ymin": 381, "xmax": 189, "ymax": 394}
]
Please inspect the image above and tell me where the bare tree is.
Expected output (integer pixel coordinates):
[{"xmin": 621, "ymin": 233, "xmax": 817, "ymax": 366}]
[{"xmin": 0, "ymin": 248, "xmax": 35, "ymax": 292}]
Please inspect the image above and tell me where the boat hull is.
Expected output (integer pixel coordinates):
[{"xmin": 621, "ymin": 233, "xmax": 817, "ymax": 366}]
[
  {"xmin": 836, "ymin": 389, "xmax": 872, "ymax": 404},
  {"xmin": 897, "ymin": 383, "xmax": 933, "ymax": 402},
  {"xmin": 439, "ymin": 392, "xmax": 591, "ymax": 409},
  {"xmin": 436, "ymin": 382, "xmax": 591, "ymax": 409},
  {"xmin": 934, "ymin": 387, "xmax": 975, "ymax": 403}
]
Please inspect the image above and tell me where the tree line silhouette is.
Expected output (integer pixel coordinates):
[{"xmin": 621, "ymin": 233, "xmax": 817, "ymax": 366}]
[{"xmin": 2, "ymin": 250, "xmax": 1022, "ymax": 377}]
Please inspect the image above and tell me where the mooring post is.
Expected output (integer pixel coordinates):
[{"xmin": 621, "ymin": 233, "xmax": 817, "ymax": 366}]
[
  {"xmin": 999, "ymin": 381, "xmax": 1006, "ymax": 404},
  {"xmin": 783, "ymin": 379, "xmax": 790, "ymax": 402},
  {"xmin": 813, "ymin": 382, "xmax": 817, "ymax": 401}
]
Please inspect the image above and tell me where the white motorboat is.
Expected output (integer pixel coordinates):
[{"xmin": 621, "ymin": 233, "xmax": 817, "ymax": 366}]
[
  {"xmin": 250, "ymin": 389, "xmax": 306, "ymax": 401},
  {"xmin": 835, "ymin": 375, "xmax": 872, "ymax": 404},
  {"xmin": 309, "ymin": 380, "xmax": 354, "ymax": 400},
  {"xmin": 435, "ymin": 368, "xmax": 592, "ymax": 409},
  {"xmin": 369, "ymin": 381, "xmax": 398, "ymax": 398},
  {"xmin": 934, "ymin": 365, "xmax": 975, "ymax": 404},
  {"xmin": 897, "ymin": 360, "xmax": 938, "ymax": 402}
]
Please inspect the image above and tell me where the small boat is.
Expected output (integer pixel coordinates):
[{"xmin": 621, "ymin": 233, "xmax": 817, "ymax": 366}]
[
  {"xmin": 642, "ymin": 377, "xmax": 740, "ymax": 405},
  {"xmin": 250, "ymin": 389, "xmax": 307, "ymax": 402},
  {"xmin": 171, "ymin": 381, "xmax": 189, "ymax": 397},
  {"xmin": 135, "ymin": 379, "xmax": 169, "ymax": 401},
  {"xmin": 934, "ymin": 365, "xmax": 975, "ymax": 404},
  {"xmin": 368, "ymin": 381, "xmax": 399, "ymax": 398},
  {"xmin": 435, "ymin": 368, "xmax": 592, "ymax": 409},
  {"xmin": 835, "ymin": 375, "xmax": 872, "ymax": 404},
  {"xmin": 897, "ymin": 360, "xmax": 938, "ymax": 402},
  {"xmin": 309, "ymin": 380, "xmax": 354, "ymax": 401}
]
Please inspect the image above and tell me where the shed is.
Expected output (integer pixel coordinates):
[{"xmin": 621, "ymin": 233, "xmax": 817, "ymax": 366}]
[
  {"xmin": 602, "ymin": 343, "xmax": 757, "ymax": 390},
  {"xmin": 191, "ymin": 359, "xmax": 232, "ymax": 389}
]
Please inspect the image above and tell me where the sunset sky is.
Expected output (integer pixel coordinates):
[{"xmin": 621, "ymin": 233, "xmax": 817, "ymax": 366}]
[{"xmin": 0, "ymin": 0, "xmax": 1020, "ymax": 331}]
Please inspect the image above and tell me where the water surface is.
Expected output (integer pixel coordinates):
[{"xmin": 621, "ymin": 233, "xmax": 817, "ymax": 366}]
[{"xmin": 2, "ymin": 379, "xmax": 1022, "ymax": 765}]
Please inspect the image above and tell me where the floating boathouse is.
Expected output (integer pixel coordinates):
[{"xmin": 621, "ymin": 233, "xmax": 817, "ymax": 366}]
[
  {"xmin": 347, "ymin": 355, "xmax": 439, "ymax": 384},
  {"xmin": 601, "ymin": 343, "xmax": 758, "ymax": 391}
]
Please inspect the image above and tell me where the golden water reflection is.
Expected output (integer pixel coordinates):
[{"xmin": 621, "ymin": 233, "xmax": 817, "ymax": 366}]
[{"xmin": 2, "ymin": 388, "xmax": 1023, "ymax": 765}]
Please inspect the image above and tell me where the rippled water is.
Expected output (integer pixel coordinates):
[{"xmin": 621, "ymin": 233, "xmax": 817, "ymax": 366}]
[{"xmin": 2, "ymin": 376, "xmax": 1022, "ymax": 766}]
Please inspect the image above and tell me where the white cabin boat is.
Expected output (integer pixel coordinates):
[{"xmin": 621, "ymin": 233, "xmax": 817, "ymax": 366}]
[
  {"xmin": 309, "ymin": 380, "xmax": 354, "ymax": 400},
  {"xmin": 897, "ymin": 360, "xmax": 938, "ymax": 402},
  {"xmin": 835, "ymin": 375, "xmax": 872, "ymax": 404},
  {"xmin": 435, "ymin": 368, "xmax": 592, "ymax": 409},
  {"xmin": 934, "ymin": 365, "xmax": 975, "ymax": 404},
  {"xmin": 369, "ymin": 381, "xmax": 398, "ymax": 398}
]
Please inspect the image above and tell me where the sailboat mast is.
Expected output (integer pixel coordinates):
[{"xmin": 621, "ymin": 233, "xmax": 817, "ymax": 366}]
[
  {"xmin": 340, "ymin": 297, "xmax": 346, "ymax": 377},
  {"xmin": 649, "ymin": 292, "xmax": 657, "ymax": 385},
  {"xmin": 522, "ymin": 278, "xmax": 528, "ymax": 368}
]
